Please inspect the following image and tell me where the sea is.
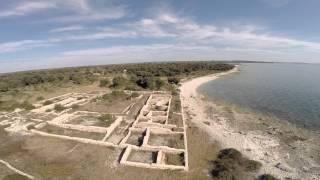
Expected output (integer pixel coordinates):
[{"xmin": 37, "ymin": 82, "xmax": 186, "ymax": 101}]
[{"xmin": 198, "ymin": 63, "xmax": 320, "ymax": 130}]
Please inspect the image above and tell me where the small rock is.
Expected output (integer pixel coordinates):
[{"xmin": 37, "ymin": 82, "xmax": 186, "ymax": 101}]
[
  {"xmin": 302, "ymin": 166, "xmax": 309, "ymax": 172},
  {"xmin": 284, "ymin": 153, "xmax": 290, "ymax": 159},
  {"xmin": 267, "ymin": 131, "xmax": 274, "ymax": 135},
  {"xmin": 275, "ymin": 163, "xmax": 292, "ymax": 172}
]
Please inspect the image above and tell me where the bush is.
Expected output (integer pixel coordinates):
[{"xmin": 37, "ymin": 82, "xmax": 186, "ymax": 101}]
[
  {"xmin": 131, "ymin": 92, "xmax": 140, "ymax": 98},
  {"xmin": 112, "ymin": 76, "xmax": 128, "ymax": 88},
  {"xmin": 168, "ymin": 77, "xmax": 180, "ymax": 84},
  {"xmin": 136, "ymin": 77, "xmax": 149, "ymax": 89},
  {"xmin": 20, "ymin": 101, "xmax": 35, "ymax": 110},
  {"xmin": 136, "ymin": 77, "xmax": 160, "ymax": 89},
  {"xmin": 0, "ymin": 82, "xmax": 9, "ymax": 92},
  {"xmin": 154, "ymin": 78, "xmax": 165, "ymax": 90},
  {"xmin": 43, "ymin": 100, "xmax": 53, "ymax": 105},
  {"xmin": 211, "ymin": 148, "xmax": 262, "ymax": 179},
  {"xmin": 36, "ymin": 96, "xmax": 44, "ymax": 101},
  {"xmin": 71, "ymin": 104, "xmax": 79, "ymax": 109},
  {"xmin": 54, "ymin": 104, "xmax": 66, "ymax": 112},
  {"xmin": 99, "ymin": 79, "xmax": 110, "ymax": 87},
  {"xmin": 258, "ymin": 174, "xmax": 279, "ymax": 180}
]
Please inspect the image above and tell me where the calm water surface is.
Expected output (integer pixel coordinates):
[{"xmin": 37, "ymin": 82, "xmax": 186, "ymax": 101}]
[{"xmin": 199, "ymin": 63, "xmax": 320, "ymax": 129}]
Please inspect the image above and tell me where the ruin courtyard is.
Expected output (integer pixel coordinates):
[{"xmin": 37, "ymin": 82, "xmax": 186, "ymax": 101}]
[{"xmin": 0, "ymin": 90, "xmax": 188, "ymax": 179}]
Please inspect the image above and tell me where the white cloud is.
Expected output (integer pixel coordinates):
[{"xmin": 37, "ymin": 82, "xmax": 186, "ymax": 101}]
[
  {"xmin": 49, "ymin": 25, "xmax": 85, "ymax": 33},
  {"xmin": 0, "ymin": 0, "xmax": 126, "ymax": 22},
  {"xmin": 1, "ymin": 8, "xmax": 320, "ymax": 64},
  {"xmin": 0, "ymin": 1, "xmax": 56, "ymax": 17},
  {"xmin": 123, "ymin": 13, "xmax": 320, "ymax": 51},
  {"xmin": 50, "ymin": 6, "xmax": 126, "ymax": 22},
  {"xmin": 0, "ymin": 40, "xmax": 52, "ymax": 53}
]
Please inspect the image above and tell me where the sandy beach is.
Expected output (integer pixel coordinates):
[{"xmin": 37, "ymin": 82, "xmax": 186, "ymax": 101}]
[{"xmin": 180, "ymin": 66, "xmax": 320, "ymax": 179}]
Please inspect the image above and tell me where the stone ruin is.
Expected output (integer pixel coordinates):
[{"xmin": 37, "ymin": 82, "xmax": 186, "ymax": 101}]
[{"xmin": 0, "ymin": 91, "xmax": 189, "ymax": 171}]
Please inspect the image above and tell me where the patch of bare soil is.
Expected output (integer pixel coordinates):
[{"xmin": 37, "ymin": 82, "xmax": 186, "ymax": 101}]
[
  {"xmin": 105, "ymin": 121, "xmax": 130, "ymax": 144},
  {"xmin": 148, "ymin": 133, "xmax": 185, "ymax": 149},
  {"xmin": 39, "ymin": 124, "xmax": 105, "ymax": 140},
  {"xmin": 79, "ymin": 93, "xmax": 139, "ymax": 114},
  {"xmin": 128, "ymin": 150, "xmax": 157, "ymax": 164},
  {"xmin": 0, "ymin": 118, "xmax": 225, "ymax": 180},
  {"xmin": 69, "ymin": 115, "xmax": 104, "ymax": 126},
  {"xmin": 168, "ymin": 112, "xmax": 184, "ymax": 127},
  {"xmin": 2, "ymin": 174, "xmax": 30, "ymax": 180},
  {"xmin": 126, "ymin": 131, "xmax": 145, "ymax": 146},
  {"xmin": 165, "ymin": 153, "xmax": 185, "ymax": 166}
]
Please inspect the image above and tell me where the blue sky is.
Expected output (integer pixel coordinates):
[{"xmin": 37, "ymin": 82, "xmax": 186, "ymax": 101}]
[{"xmin": 0, "ymin": 0, "xmax": 320, "ymax": 72}]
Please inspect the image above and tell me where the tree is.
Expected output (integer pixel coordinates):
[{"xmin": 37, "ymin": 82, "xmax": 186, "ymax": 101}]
[{"xmin": 136, "ymin": 77, "xmax": 149, "ymax": 89}]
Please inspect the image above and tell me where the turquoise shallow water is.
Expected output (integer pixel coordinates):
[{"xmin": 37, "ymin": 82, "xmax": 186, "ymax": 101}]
[{"xmin": 199, "ymin": 63, "xmax": 320, "ymax": 130}]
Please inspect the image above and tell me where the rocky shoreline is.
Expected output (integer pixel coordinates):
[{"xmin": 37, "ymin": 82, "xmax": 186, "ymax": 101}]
[{"xmin": 180, "ymin": 67, "xmax": 320, "ymax": 179}]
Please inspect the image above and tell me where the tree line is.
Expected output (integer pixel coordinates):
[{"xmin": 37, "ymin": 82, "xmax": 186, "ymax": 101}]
[{"xmin": 0, "ymin": 62, "xmax": 234, "ymax": 92}]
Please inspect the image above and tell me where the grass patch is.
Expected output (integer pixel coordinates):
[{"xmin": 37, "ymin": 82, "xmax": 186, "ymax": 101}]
[
  {"xmin": 0, "ymin": 100, "xmax": 34, "ymax": 111},
  {"xmin": 102, "ymin": 91, "xmax": 128, "ymax": 102},
  {"xmin": 54, "ymin": 104, "xmax": 66, "ymax": 112}
]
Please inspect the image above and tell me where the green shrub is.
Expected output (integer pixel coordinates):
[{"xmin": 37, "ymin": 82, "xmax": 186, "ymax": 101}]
[
  {"xmin": 168, "ymin": 77, "xmax": 180, "ymax": 84},
  {"xmin": 54, "ymin": 104, "xmax": 66, "ymax": 112},
  {"xmin": 36, "ymin": 96, "xmax": 44, "ymax": 101},
  {"xmin": 258, "ymin": 174, "xmax": 279, "ymax": 180},
  {"xmin": 112, "ymin": 76, "xmax": 128, "ymax": 88},
  {"xmin": 43, "ymin": 100, "xmax": 53, "ymax": 105},
  {"xmin": 136, "ymin": 77, "xmax": 156, "ymax": 89},
  {"xmin": 154, "ymin": 78, "xmax": 165, "ymax": 90},
  {"xmin": 211, "ymin": 148, "xmax": 262, "ymax": 179},
  {"xmin": 20, "ymin": 101, "xmax": 35, "ymax": 110}
]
